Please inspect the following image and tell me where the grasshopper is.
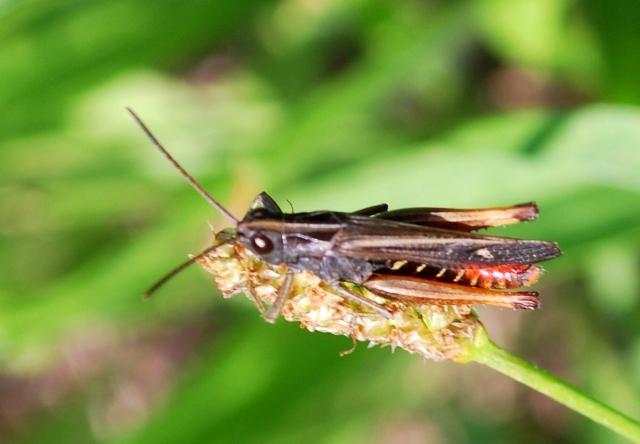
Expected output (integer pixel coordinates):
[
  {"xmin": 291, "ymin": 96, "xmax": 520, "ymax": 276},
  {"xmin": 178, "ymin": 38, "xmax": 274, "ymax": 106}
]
[{"xmin": 128, "ymin": 109, "xmax": 561, "ymax": 323}]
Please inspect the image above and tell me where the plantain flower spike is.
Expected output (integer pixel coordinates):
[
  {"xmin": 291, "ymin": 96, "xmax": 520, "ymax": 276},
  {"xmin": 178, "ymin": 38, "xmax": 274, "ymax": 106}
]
[{"xmin": 197, "ymin": 229, "xmax": 487, "ymax": 362}]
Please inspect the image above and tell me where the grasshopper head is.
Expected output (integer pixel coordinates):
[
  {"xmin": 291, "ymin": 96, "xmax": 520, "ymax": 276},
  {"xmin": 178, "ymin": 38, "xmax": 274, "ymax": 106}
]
[{"xmin": 236, "ymin": 194, "xmax": 285, "ymax": 265}]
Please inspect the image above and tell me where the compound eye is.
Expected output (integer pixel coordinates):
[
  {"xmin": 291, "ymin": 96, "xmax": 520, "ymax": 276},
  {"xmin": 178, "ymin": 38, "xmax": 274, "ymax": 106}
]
[{"xmin": 251, "ymin": 234, "xmax": 273, "ymax": 255}]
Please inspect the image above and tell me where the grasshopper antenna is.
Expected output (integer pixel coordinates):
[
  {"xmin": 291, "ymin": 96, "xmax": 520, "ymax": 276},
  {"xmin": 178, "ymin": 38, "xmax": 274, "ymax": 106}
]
[
  {"xmin": 143, "ymin": 244, "xmax": 221, "ymax": 299},
  {"xmin": 126, "ymin": 107, "xmax": 239, "ymax": 224}
]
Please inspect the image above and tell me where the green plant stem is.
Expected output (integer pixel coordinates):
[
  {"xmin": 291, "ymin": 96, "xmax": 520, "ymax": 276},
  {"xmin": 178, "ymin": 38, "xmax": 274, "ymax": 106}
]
[{"xmin": 467, "ymin": 338, "xmax": 640, "ymax": 443}]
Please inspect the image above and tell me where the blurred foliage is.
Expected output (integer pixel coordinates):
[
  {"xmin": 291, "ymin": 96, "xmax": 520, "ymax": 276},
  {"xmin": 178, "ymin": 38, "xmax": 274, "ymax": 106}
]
[{"xmin": 0, "ymin": 0, "xmax": 639, "ymax": 443}]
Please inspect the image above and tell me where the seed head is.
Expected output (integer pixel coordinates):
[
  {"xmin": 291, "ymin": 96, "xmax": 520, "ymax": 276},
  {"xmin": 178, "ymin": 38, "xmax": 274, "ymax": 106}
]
[{"xmin": 197, "ymin": 230, "xmax": 486, "ymax": 362}]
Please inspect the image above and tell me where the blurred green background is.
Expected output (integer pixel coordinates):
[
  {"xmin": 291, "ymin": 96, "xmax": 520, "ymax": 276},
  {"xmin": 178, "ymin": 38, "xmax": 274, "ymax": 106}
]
[{"xmin": 1, "ymin": 0, "xmax": 640, "ymax": 443}]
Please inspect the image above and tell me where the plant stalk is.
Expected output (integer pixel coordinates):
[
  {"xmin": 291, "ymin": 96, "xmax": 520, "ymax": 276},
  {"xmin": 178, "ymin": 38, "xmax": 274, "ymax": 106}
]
[{"xmin": 467, "ymin": 338, "xmax": 640, "ymax": 443}]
